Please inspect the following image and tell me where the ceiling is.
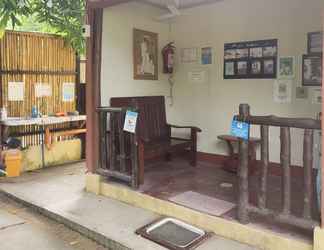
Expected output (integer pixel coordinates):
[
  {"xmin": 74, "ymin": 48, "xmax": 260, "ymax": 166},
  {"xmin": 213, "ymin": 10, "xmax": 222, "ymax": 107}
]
[{"xmin": 138, "ymin": 0, "xmax": 221, "ymax": 9}]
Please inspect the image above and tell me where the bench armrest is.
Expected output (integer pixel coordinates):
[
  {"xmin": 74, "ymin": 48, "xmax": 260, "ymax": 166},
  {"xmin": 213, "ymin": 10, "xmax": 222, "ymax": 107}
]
[{"xmin": 167, "ymin": 124, "xmax": 202, "ymax": 132}]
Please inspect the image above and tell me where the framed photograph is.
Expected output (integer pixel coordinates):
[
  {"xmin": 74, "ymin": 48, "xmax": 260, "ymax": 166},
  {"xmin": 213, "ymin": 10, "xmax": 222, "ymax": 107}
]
[
  {"xmin": 302, "ymin": 54, "xmax": 322, "ymax": 86},
  {"xmin": 201, "ymin": 47, "xmax": 212, "ymax": 65},
  {"xmin": 225, "ymin": 62, "xmax": 235, "ymax": 76},
  {"xmin": 250, "ymin": 47, "xmax": 263, "ymax": 58},
  {"xmin": 264, "ymin": 59, "xmax": 275, "ymax": 75},
  {"xmin": 181, "ymin": 47, "xmax": 198, "ymax": 63},
  {"xmin": 278, "ymin": 56, "xmax": 295, "ymax": 79},
  {"xmin": 307, "ymin": 31, "xmax": 323, "ymax": 54},
  {"xmin": 133, "ymin": 28, "xmax": 158, "ymax": 80},
  {"xmin": 224, "ymin": 49, "xmax": 236, "ymax": 60},
  {"xmin": 263, "ymin": 46, "xmax": 277, "ymax": 57},
  {"xmin": 237, "ymin": 61, "xmax": 248, "ymax": 75},
  {"xmin": 251, "ymin": 60, "xmax": 262, "ymax": 74}
]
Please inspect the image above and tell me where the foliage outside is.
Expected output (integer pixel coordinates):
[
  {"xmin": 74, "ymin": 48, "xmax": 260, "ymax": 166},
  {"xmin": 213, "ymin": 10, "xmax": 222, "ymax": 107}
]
[{"xmin": 0, "ymin": 0, "xmax": 85, "ymax": 54}]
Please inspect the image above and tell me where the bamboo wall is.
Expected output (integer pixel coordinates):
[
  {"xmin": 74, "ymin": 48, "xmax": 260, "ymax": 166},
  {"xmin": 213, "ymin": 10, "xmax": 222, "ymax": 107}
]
[
  {"xmin": 0, "ymin": 30, "xmax": 77, "ymax": 117},
  {"xmin": 0, "ymin": 31, "xmax": 78, "ymax": 148}
]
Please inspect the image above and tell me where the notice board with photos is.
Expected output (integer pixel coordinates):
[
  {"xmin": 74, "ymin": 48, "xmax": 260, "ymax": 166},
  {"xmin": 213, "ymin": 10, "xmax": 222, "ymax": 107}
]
[{"xmin": 224, "ymin": 39, "xmax": 278, "ymax": 79}]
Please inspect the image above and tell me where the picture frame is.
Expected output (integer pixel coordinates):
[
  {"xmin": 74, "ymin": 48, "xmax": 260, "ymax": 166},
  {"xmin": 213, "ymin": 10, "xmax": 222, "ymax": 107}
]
[
  {"xmin": 201, "ymin": 47, "xmax": 213, "ymax": 65},
  {"xmin": 278, "ymin": 56, "xmax": 295, "ymax": 79},
  {"xmin": 307, "ymin": 31, "xmax": 323, "ymax": 55},
  {"xmin": 133, "ymin": 28, "xmax": 158, "ymax": 80},
  {"xmin": 223, "ymin": 39, "xmax": 278, "ymax": 79},
  {"xmin": 302, "ymin": 54, "xmax": 322, "ymax": 86}
]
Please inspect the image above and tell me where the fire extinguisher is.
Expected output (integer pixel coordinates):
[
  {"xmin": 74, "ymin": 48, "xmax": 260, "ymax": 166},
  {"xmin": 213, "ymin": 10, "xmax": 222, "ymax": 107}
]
[{"xmin": 162, "ymin": 42, "xmax": 175, "ymax": 74}]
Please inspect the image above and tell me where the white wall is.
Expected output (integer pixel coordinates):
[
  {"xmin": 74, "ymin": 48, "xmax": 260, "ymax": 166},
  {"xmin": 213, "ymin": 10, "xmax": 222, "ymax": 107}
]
[
  {"xmin": 101, "ymin": 2, "xmax": 170, "ymax": 106},
  {"xmin": 169, "ymin": 0, "xmax": 323, "ymax": 165},
  {"xmin": 101, "ymin": 0, "xmax": 323, "ymax": 166}
]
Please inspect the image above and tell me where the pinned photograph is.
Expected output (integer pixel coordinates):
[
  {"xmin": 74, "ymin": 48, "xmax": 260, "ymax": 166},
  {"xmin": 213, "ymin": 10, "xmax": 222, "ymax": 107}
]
[
  {"xmin": 302, "ymin": 54, "xmax": 322, "ymax": 86},
  {"xmin": 312, "ymin": 89, "xmax": 322, "ymax": 105},
  {"xmin": 201, "ymin": 47, "xmax": 212, "ymax": 65},
  {"xmin": 296, "ymin": 87, "xmax": 308, "ymax": 99},
  {"xmin": 273, "ymin": 80, "xmax": 292, "ymax": 104},
  {"xmin": 263, "ymin": 46, "xmax": 277, "ymax": 57},
  {"xmin": 308, "ymin": 31, "xmax": 323, "ymax": 54},
  {"xmin": 264, "ymin": 60, "xmax": 275, "ymax": 75},
  {"xmin": 235, "ymin": 48, "xmax": 249, "ymax": 59},
  {"xmin": 224, "ymin": 49, "xmax": 236, "ymax": 60},
  {"xmin": 225, "ymin": 62, "xmax": 235, "ymax": 76},
  {"xmin": 249, "ymin": 47, "xmax": 263, "ymax": 58},
  {"xmin": 278, "ymin": 57, "xmax": 295, "ymax": 79},
  {"xmin": 237, "ymin": 61, "xmax": 248, "ymax": 75},
  {"xmin": 251, "ymin": 61, "xmax": 261, "ymax": 74}
]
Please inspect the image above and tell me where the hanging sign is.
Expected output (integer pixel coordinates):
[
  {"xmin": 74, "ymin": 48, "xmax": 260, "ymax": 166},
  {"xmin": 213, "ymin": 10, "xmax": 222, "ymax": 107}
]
[
  {"xmin": 230, "ymin": 119, "xmax": 250, "ymax": 140},
  {"xmin": 62, "ymin": 82, "xmax": 75, "ymax": 102},
  {"xmin": 123, "ymin": 111, "xmax": 138, "ymax": 133}
]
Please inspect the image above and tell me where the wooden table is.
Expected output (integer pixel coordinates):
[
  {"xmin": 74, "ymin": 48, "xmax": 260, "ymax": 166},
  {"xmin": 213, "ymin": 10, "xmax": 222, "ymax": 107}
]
[{"xmin": 218, "ymin": 135, "xmax": 260, "ymax": 174}]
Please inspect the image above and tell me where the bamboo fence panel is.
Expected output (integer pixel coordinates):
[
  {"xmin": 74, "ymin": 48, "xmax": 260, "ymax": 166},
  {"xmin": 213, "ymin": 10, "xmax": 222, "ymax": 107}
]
[{"xmin": 0, "ymin": 31, "xmax": 78, "ymax": 147}]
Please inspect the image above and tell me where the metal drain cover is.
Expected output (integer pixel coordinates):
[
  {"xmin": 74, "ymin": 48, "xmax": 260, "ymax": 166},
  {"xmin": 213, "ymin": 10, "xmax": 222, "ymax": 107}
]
[{"xmin": 136, "ymin": 218, "xmax": 210, "ymax": 250}]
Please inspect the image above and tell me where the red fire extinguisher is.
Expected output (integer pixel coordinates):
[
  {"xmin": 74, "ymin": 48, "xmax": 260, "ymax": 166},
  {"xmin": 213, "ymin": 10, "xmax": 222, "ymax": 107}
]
[{"xmin": 162, "ymin": 42, "xmax": 175, "ymax": 74}]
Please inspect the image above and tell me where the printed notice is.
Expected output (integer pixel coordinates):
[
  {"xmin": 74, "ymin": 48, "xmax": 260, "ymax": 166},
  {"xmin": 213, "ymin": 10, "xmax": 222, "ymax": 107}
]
[
  {"xmin": 35, "ymin": 83, "xmax": 52, "ymax": 97},
  {"xmin": 123, "ymin": 111, "xmax": 138, "ymax": 133},
  {"xmin": 8, "ymin": 82, "xmax": 24, "ymax": 101},
  {"xmin": 62, "ymin": 82, "xmax": 75, "ymax": 102}
]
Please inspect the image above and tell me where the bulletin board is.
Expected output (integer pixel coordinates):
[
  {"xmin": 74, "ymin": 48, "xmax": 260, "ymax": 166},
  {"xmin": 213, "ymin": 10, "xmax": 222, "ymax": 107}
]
[{"xmin": 223, "ymin": 39, "xmax": 278, "ymax": 79}]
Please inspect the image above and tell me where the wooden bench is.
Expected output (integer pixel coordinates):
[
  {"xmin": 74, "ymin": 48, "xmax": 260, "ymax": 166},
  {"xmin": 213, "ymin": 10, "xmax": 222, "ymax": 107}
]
[{"xmin": 110, "ymin": 96, "xmax": 202, "ymax": 184}]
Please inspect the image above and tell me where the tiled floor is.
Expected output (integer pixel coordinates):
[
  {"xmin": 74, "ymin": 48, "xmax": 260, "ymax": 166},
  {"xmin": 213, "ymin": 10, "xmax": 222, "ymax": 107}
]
[{"xmin": 137, "ymin": 158, "xmax": 319, "ymax": 242}]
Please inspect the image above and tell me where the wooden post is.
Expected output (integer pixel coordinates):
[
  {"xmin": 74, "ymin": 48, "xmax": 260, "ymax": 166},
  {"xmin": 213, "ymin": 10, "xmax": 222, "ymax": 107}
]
[
  {"xmin": 190, "ymin": 129, "xmax": 197, "ymax": 166},
  {"xmin": 110, "ymin": 113, "xmax": 116, "ymax": 171},
  {"xmin": 237, "ymin": 103, "xmax": 250, "ymax": 224},
  {"xmin": 99, "ymin": 111, "xmax": 107, "ymax": 169},
  {"xmin": 321, "ymin": 15, "xmax": 324, "ymax": 228},
  {"xmin": 280, "ymin": 127, "xmax": 291, "ymax": 215},
  {"xmin": 303, "ymin": 129, "xmax": 313, "ymax": 219},
  {"xmin": 85, "ymin": 6, "xmax": 103, "ymax": 173},
  {"xmin": 131, "ymin": 134, "xmax": 139, "ymax": 189},
  {"xmin": 118, "ymin": 113, "xmax": 126, "ymax": 172},
  {"xmin": 258, "ymin": 125, "xmax": 269, "ymax": 209}
]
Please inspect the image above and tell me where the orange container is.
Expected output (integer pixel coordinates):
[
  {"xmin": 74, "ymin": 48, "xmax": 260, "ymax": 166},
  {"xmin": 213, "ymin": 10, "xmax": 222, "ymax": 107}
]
[{"xmin": 4, "ymin": 150, "xmax": 22, "ymax": 177}]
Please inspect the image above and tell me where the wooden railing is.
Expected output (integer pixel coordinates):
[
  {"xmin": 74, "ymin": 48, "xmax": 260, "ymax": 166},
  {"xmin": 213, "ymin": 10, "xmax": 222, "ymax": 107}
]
[
  {"xmin": 235, "ymin": 104, "xmax": 321, "ymax": 230},
  {"xmin": 97, "ymin": 107, "xmax": 139, "ymax": 189}
]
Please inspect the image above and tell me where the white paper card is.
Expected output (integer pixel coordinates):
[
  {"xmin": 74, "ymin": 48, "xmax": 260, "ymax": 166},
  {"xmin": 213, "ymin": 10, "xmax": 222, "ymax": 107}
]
[
  {"xmin": 273, "ymin": 80, "xmax": 292, "ymax": 104},
  {"xmin": 35, "ymin": 83, "xmax": 52, "ymax": 97},
  {"xmin": 123, "ymin": 111, "xmax": 138, "ymax": 133},
  {"xmin": 62, "ymin": 82, "xmax": 75, "ymax": 102},
  {"xmin": 188, "ymin": 70, "xmax": 208, "ymax": 84},
  {"xmin": 312, "ymin": 89, "xmax": 322, "ymax": 105},
  {"xmin": 8, "ymin": 82, "xmax": 24, "ymax": 101},
  {"xmin": 181, "ymin": 48, "xmax": 198, "ymax": 63}
]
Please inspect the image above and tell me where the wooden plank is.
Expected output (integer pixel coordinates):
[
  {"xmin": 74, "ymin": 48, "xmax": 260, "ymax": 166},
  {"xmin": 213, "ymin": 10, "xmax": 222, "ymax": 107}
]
[
  {"xmin": 258, "ymin": 125, "xmax": 269, "ymax": 209},
  {"xmin": 303, "ymin": 129, "xmax": 313, "ymax": 219},
  {"xmin": 235, "ymin": 115, "xmax": 320, "ymax": 130},
  {"xmin": 96, "ymin": 168, "xmax": 131, "ymax": 183},
  {"xmin": 237, "ymin": 104, "xmax": 250, "ymax": 224},
  {"xmin": 87, "ymin": 0, "xmax": 130, "ymax": 8},
  {"xmin": 280, "ymin": 127, "xmax": 291, "ymax": 215}
]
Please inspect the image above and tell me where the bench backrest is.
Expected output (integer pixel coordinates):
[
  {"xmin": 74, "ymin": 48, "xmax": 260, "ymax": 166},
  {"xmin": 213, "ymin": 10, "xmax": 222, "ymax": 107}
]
[{"xmin": 110, "ymin": 96, "xmax": 168, "ymax": 142}]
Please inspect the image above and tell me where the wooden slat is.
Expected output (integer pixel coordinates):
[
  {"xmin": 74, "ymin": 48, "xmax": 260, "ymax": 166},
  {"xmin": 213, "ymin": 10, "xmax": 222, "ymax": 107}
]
[
  {"xmin": 258, "ymin": 125, "xmax": 269, "ymax": 209},
  {"xmin": 280, "ymin": 127, "xmax": 291, "ymax": 215},
  {"xmin": 237, "ymin": 104, "xmax": 250, "ymax": 224},
  {"xmin": 303, "ymin": 129, "xmax": 314, "ymax": 219}
]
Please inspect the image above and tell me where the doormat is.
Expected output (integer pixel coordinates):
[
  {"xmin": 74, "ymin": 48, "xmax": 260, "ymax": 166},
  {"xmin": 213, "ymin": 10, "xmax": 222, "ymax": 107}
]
[
  {"xmin": 169, "ymin": 191, "xmax": 236, "ymax": 216},
  {"xmin": 136, "ymin": 217, "xmax": 210, "ymax": 250}
]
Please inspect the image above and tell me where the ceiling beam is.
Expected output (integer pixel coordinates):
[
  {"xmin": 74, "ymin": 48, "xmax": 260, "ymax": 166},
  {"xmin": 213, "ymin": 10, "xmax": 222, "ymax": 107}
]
[{"xmin": 87, "ymin": 0, "xmax": 131, "ymax": 9}]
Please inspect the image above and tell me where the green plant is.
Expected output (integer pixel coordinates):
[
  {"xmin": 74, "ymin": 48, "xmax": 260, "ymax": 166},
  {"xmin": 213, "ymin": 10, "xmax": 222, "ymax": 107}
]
[{"xmin": 0, "ymin": 0, "xmax": 85, "ymax": 54}]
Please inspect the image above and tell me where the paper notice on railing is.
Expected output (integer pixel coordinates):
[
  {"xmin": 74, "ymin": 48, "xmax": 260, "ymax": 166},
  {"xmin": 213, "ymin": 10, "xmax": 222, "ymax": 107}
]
[{"xmin": 123, "ymin": 111, "xmax": 138, "ymax": 133}]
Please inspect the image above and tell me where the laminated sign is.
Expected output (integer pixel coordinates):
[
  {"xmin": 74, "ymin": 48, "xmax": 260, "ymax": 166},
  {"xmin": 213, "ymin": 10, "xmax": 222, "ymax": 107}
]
[
  {"xmin": 231, "ymin": 119, "xmax": 250, "ymax": 140},
  {"xmin": 123, "ymin": 111, "xmax": 138, "ymax": 133}
]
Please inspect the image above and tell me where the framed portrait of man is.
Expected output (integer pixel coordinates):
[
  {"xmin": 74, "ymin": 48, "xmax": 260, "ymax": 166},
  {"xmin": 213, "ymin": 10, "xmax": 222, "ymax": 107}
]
[
  {"xmin": 302, "ymin": 54, "xmax": 322, "ymax": 86},
  {"xmin": 133, "ymin": 29, "xmax": 158, "ymax": 80}
]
